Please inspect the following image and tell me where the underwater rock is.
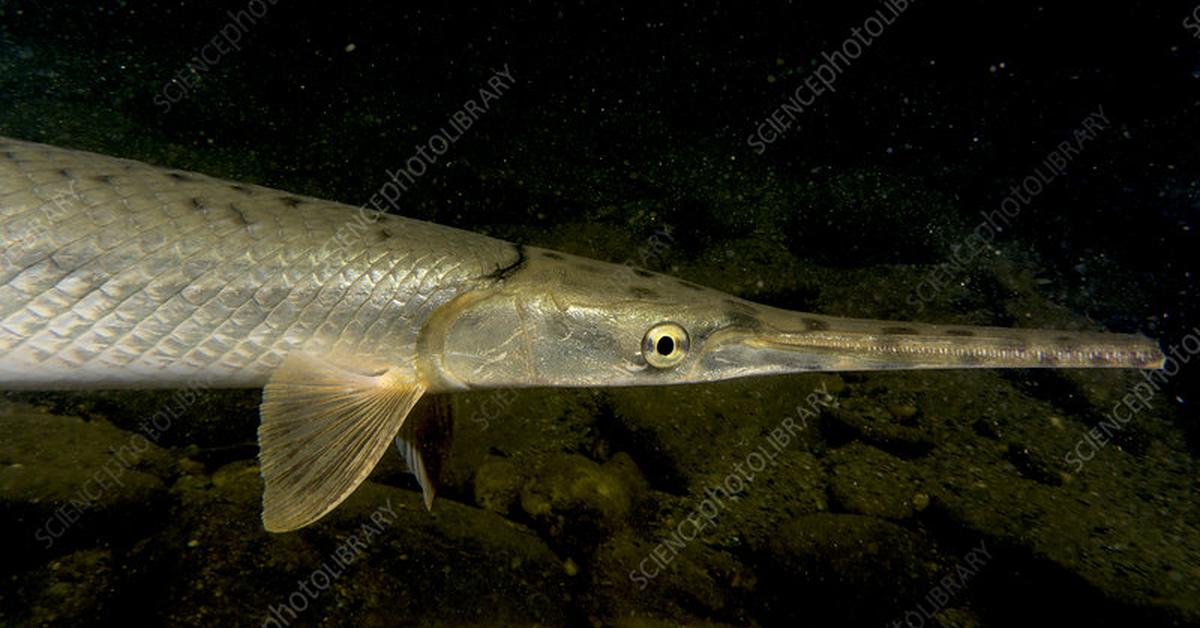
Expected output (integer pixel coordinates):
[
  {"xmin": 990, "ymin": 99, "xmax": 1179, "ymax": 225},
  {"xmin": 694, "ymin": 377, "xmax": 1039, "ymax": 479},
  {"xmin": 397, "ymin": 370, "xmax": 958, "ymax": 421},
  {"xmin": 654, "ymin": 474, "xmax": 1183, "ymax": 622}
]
[
  {"xmin": 473, "ymin": 457, "xmax": 525, "ymax": 516},
  {"xmin": 0, "ymin": 402, "xmax": 174, "ymax": 557},
  {"xmin": 824, "ymin": 393, "xmax": 935, "ymax": 456},
  {"xmin": 8, "ymin": 388, "xmax": 262, "ymax": 449},
  {"xmin": 588, "ymin": 530, "xmax": 756, "ymax": 626},
  {"xmin": 875, "ymin": 369, "xmax": 1200, "ymax": 625},
  {"xmin": 421, "ymin": 388, "xmax": 603, "ymax": 498},
  {"xmin": 3, "ymin": 547, "xmax": 116, "ymax": 626},
  {"xmin": 754, "ymin": 512, "xmax": 935, "ymax": 624},
  {"xmin": 683, "ymin": 236, "xmax": 820, "ymax": 308},
  {"xmin": 923, "ymin": 442, "xmax": 1200, "ymax": 625},
  {"xmin": 520, "ymin": 452, "xmax": 646, "ymax": 546},
  {"xmin": 826, "ymin": 441, "xmax": 926, "ymax": 520},
  {"xmin": 605, "ymin": 375, "xmax": 835, "ymax": 495},
  {"xmin": 140, "ymin": 460, "xmax": 572, "ymax": 627}
]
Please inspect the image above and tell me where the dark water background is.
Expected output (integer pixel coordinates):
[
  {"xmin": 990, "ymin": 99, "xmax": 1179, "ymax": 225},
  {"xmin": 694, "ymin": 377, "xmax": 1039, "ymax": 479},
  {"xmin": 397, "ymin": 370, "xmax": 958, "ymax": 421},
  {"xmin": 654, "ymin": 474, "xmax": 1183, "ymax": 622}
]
[{"xmin": 1, "ymin": 1, "xmax": 1198, "ymax": 626}]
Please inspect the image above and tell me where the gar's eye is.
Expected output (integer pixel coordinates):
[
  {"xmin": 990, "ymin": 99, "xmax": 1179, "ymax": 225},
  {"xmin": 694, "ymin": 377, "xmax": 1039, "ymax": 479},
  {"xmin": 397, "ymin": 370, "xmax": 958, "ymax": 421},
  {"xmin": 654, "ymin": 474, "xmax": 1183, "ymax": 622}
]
[{"xmin": 642, "ymin": 322, "xmax": 690, "ymax": 368}]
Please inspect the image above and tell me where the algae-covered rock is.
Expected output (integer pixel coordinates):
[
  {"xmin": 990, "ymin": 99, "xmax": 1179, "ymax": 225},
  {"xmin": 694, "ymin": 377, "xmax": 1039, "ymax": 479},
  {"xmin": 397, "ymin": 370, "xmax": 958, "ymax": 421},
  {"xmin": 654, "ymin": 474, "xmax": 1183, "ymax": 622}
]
[
  {"xmin": 826, "ymin": 441, "xmax": 926, "ymax": 520},
  {"xmin": 824, "ymin": 390, "xmax": 935, "ymax": 456},
  {"xmin": 605, "ymin": 374, "xmax": 838, "ymax": 494},
  {"xmin": 831, "ymin": 368, "xmax": 1200, "ymax": 625},
  {"xmin": 4, "ymin": 548, "xmax": 116, "ymax": 626},
  {"xmin": 588, "ymin": 530, "xmax": 757, "ymax": 626},
  {"xmin": 144, "ymin": 460, "xmax": 572, "ymax": 627},
  {"xmin": 371, "ymin": 387, "xmax": 604, "ymax": 503},
  {"xmin": 520, "ymin": 452, "xmax": 647, "ymax": 546},
  {"xmin": 754, "ymin": 513, "xmax": 936, "ymax": 625},
  {"xmin": 0, "ymin": 402, "xmax": 174, "ymax": 557},
  {"xmin": 7, "ymin": 387, "xmax": 262, "ymax": 449},
  {"xmin": 474, "ymin": 457, "xmax": 526, "ymax": 516}
]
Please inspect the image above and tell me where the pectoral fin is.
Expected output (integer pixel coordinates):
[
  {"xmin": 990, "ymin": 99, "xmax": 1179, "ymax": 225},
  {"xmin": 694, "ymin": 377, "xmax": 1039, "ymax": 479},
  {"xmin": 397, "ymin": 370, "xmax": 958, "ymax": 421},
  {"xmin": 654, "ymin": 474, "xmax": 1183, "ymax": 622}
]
[
  {"xmin": 394, "ymin": 394, "xmax": 454, "ymax": 510},
  {"xmin": 258, "ymin": 354, "xmax": 425, "ymax": 532}
]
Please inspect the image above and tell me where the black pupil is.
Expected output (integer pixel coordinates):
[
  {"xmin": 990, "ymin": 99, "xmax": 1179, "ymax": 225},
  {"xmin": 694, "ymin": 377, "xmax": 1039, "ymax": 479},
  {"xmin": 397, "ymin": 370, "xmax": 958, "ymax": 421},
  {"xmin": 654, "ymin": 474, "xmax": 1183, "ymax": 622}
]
[{"xmin": 656, "ymin": 336, "xmax": 675, "ymax": 355}]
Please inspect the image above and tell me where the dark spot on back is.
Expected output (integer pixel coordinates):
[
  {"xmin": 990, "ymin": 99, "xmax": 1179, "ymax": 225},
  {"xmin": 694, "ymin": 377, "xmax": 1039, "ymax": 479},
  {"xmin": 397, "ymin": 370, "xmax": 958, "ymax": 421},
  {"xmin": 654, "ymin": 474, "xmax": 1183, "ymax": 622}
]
[
  {"xmin": 1055, "ymin": 335, "xmax": 1075, "ymax": 344},
  {"xmin": 945, "ymin": 329, "xmax": 975, "ymax": 337},
  {"xmin": 541, "ymin": 251, "xmax": 564, "ymax": 260},
  {"xmin": 629, "ymin": 286, "xmax": 659, "ymax": 299},
  {"xmin": 676, "ymin": 279, "xmax": 705, "ymax": 291},
  {"xmin": 229, "ymin": 184, "xmax": 253, "ymax": 195},
  {"xmin": 723, "ymin": 298, "xmax": 758, "ymax": 315},
  {"xmin": 633, "ymin": 269, "xmax": 655, "ymax": 278},
  {"xmin": 58, "ymin": 168, "xmax": 71, "ymax": 179},
  {"xmin": 280, "ymin": 196, "xmax": 303, "ymax": 208},
  {"xmin": 725, "ymin": 312, "xmax": 763, "ymax": 331},
  {"xmin": 882, "ymin": 326, "xmax": 920, "ymax": 336},
  {"xmin": 228, "ymin": 203, "xmax": 250, "ymax": 225},
  {"xmin": 92, "ymin": 174, "xmax": 114, "ymax": 184},
  {"xmin": 573, "ymin": 264, "xmax": 609, "ymax": 276},
  {"xmin": 190, "ymin": 197, "xmax": 206, "ymax": 210},
  {"xmin": 803, "ymin": 317, "xmax": 829, "ymax": 331},
  {"xmin": 167, "ymin": 172, "xmax": 194, "ymax": 182}
]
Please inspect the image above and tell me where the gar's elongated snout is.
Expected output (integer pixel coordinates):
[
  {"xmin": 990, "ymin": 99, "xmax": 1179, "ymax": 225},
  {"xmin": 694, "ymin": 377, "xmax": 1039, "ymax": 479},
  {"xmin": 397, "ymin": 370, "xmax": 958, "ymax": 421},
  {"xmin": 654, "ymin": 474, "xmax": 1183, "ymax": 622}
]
[
  {"xmin": 697, "ymin": 303, "xmax": 1165, "ymax": 376},
  {"xmin": 428, "ymin": 246, "xmax": 1164, "ymax": 391}
]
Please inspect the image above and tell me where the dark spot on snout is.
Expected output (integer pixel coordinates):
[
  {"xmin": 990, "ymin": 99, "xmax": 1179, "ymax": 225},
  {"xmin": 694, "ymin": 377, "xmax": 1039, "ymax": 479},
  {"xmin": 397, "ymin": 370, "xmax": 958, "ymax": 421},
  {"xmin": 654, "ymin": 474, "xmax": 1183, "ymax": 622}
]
[
  {"xmin": 1055, "ymin": 335, "xmax": 1075, "ymax": 344},
  {"xmin": 803, "ymin": 317, "xmax": 829, "ymax": 331},
  {"xmin": 676, "ymin": 279, "xmax": 705, "ymax": 291},
  {"xmin": 190, "ymin": 197, "xmax": 206, "ymax": 210},
  {"xmin": 882, "ymin": 326, "xmax": 921, "ymax": 336},
  {"xmin": 725, "ymin": 312, "xmax": 764, "ymax": 332},
  {"xmin": 629, "ymin": 286, "xmax": 659, "ymax": 299},
  {"xmin": 167, "ymin": 172, "xmax": 194, "ymax": 182},
  {"xmin": 723, "ymin": 299, "xmax": 759, "ymax": 315},
  {"xmin": 945, "ymin": 329, "xmax": 975, "ymax": 337},
  {"xmin": 58, "ymin": 168, "xmax": 71, "ymax": 179},
  {"xmin": 92, "ymin": 174, "xmax": 114, "ymax": 184},
  {"xmin": 573, "ymin": 263, "xmax": 604, "ymax": 274},
  {"xmin": 229, "ymin": 184, "xmax": 253, "ymax": 195},
  {"xmin": 280, "ymin": 196, "xmax": 304, "ymax": 207},
  {"xmin": 633, "ymin": 269, "xmax": 655, "ymax": 278},
  {"xmin": 959, "ymin": 353, "xmax": 984, "ymax": 366},
  {"xmin": 541, "ymin": 251, "xmax": 564, "ymax": 260}
]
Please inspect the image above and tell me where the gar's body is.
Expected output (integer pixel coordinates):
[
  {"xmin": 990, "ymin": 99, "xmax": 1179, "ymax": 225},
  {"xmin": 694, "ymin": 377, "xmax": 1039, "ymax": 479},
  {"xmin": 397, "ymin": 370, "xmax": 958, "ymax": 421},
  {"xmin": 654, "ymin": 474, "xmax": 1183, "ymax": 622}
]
[
  {"xmin": 0, "ymin": 136, "xmax": 518, "ymax": 390},
  {"xmin": 0, "ymin": 136, "xmax": 1165, "ymax": 531}
]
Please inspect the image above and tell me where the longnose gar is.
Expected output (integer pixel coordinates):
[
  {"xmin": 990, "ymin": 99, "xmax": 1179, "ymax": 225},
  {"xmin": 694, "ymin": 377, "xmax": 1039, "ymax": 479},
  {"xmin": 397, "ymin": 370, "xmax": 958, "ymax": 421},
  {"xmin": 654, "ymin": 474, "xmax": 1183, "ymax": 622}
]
[{"xmin": 0, "ymin": 136, "xmax": 1164, "ymax": 531}]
